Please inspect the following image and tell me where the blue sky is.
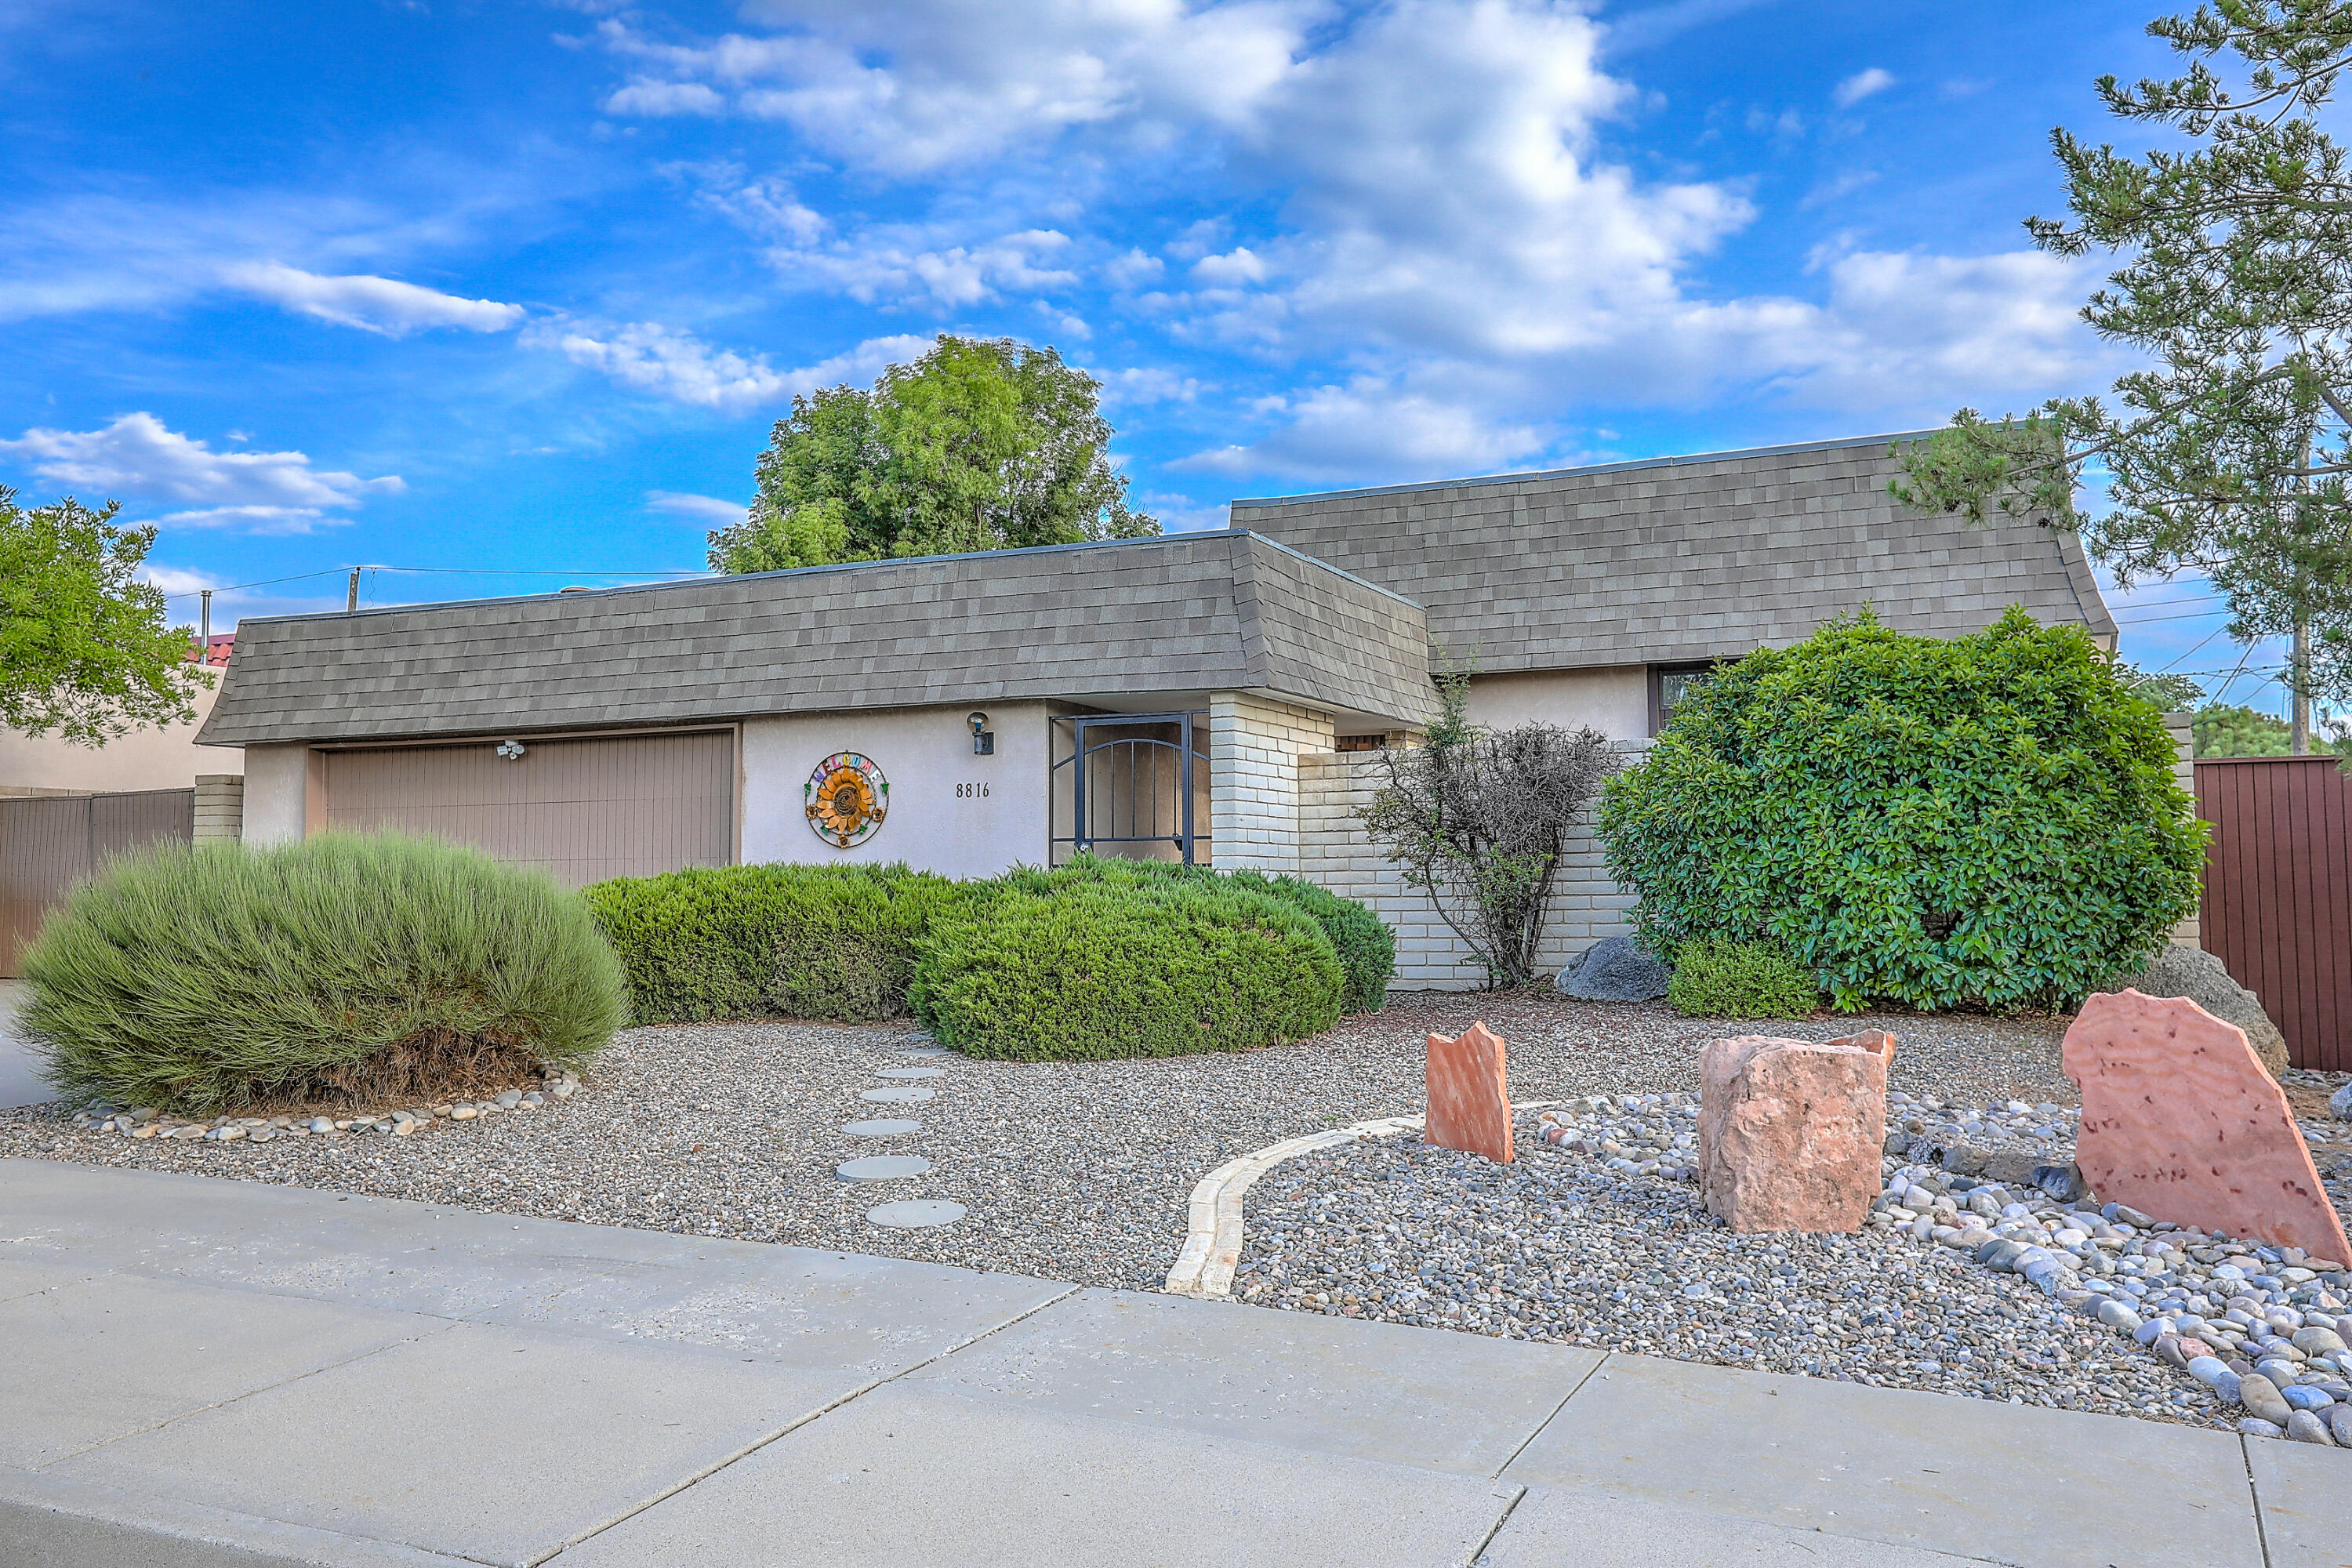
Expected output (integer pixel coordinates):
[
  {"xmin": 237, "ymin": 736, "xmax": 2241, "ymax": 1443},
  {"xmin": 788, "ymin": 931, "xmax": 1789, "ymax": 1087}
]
[{"xmin": 0, "ymin": 2, "xmax": 2298, "ymax": 718}]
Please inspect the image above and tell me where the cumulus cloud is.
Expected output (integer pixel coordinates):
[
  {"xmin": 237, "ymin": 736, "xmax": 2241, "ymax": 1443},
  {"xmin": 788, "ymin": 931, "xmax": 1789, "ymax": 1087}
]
[
  {"xmin": 531, "ymin": 322, "xmax": 934, "ymax": 410},
  {"xmin": 1179, "ymin": 379, "xmax": 1546, "ymax": 483},
  {"xmin": 1834, "ymin": 67, "xmax": 1896, "ymax": 107},
  {"xmin": 220, "ymin": 263, "xmax": 524, "ymax": 335},
  {"xmin": 0, "ymin": 413, "xmax": 401, "ymax": 533}
]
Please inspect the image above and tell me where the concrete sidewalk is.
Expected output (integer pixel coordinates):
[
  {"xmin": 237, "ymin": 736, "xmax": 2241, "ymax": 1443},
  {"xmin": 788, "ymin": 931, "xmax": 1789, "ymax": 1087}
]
[{"xmin": 0, "ymin": 1160, "xmax": 2339, "ymax": 1567}]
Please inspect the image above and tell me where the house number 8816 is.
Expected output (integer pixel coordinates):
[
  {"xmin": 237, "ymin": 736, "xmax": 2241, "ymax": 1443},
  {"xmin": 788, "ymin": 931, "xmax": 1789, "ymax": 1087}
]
[{"xmin": 956, "ymin": 782, "xmax": 990, "ymax": 798}]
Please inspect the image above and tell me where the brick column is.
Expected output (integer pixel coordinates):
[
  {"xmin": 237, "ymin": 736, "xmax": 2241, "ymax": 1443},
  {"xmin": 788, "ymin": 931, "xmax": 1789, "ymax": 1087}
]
[
  {"xmin": 192, "ymin": 774, "xmax": 245, "ymax": 843},
  {"xmin": 1208, "ymin": 692, "xmax": 1335, "ymax": 874}
]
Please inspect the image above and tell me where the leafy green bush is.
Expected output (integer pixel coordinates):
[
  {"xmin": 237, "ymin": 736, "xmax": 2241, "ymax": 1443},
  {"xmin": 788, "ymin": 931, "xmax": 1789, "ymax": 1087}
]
[
  {"xmin": 910, "ymin": 869, "xmax": 1344, "ymax": 1059},
  {"xmin": 1000, "ymin": 855, "xmax": 1392, "ymax": 1012},
  {"xmin": 1597, "ymin": 608, "xmax": 2207, "ymax": 1012},
  {"xmin": 21, "ymin": 833, "xmax": 625, "ymax": 1115},
  {"xmin": 1666, "ymin": 936, "xmax": 1819, "ymax": 1018},
  {"xmin": 2192, "ymin": 701, "xmax": 2352, "ymax": 759},
  {"xmin": 584, "ymin": 862, "xmax": 960, "ymax": 1024}
]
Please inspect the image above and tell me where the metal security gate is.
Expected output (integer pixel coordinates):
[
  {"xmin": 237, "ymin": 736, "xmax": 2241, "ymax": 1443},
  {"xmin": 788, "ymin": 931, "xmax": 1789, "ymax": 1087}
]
[
  {"xmin": 321, "ymin": 729, "xmax": 735, "ymax": 889},
  {"xmin": 0, "ymin": 789, "xmax": 194, "ymax": 977},
  {"xmin": 2196, "ymin": 755, "xmax": 2352, "ymax": 1071},
  {"xmin": 1050, "ymin": 713, "xmax": 1210, "ymax": 864}
]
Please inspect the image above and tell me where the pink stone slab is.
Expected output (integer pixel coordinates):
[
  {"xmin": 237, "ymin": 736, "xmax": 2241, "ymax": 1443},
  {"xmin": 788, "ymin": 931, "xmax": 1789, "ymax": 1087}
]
[
  {"xmin": 1426, "ymin": 1022, "xmax": 1512, "ymax": 1164},
  {"xmin": 1698, "ymin": 1033, "xmax": 1892, "ymax": 1233},
  {"xmin": 2064, "ymin": 989, "xmax": 2351, "ymax": 1263}
]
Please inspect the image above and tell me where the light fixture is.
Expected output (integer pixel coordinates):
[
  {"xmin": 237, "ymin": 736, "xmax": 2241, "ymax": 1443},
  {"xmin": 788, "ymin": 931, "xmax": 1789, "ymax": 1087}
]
[
  {"xmin": 495, "ymin": 739, "xmax": 527, "ymax": 760},
  {"xmin": 967, "ymin": 710, "xmax": 994, "ymax": 756}
]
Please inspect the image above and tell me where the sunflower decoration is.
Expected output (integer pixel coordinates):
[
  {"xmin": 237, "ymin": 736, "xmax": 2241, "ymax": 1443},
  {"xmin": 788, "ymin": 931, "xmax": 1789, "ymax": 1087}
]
[{"xmin": 806, "ymin": 752, "xmax": 888, "ymax": 848}]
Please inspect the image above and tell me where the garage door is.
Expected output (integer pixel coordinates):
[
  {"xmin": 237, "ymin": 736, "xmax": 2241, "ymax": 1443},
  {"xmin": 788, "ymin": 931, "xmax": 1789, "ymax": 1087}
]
[{"xmin": 322, "ymin": 731, "xmax": 734, "ymax": 887}]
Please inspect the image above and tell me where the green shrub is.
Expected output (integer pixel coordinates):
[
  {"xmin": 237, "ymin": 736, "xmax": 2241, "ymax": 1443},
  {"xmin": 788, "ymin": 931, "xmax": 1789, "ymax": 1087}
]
[
  {"xmin": 910, "ymin": 870, "xmax": 1344, "ymax": 1059},
  {"xmin": 1597, "ymin": 608, "xmax": 2207, "ymax": 1012},
  {"xmin": 583, "ymin": 862, "xmax": 960, "ymax": 1024},
  {"xmin": 21, "ymin": 833, "xmax": 625, "ymax": 1115},
  {"xmin": 1666, "ymin": 936, "xmax": 1820, "ymax": 1018},
  {"xmin": 999, "ymin": 855, "xmax": 1393, "ymax": 1012}
]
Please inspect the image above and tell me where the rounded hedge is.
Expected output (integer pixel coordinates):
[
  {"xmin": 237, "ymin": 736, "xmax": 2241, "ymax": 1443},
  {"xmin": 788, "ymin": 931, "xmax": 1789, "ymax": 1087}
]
[
  {"xmin": 21, "ymin": 833, "xmax": 626, "ymax": 1115},
  {"xmin": 1597, "ymin": 608, "xmax": 2206, "ymax": 1012},
  {"xmin": 910, "ymin": 872, "xmax": 1345, "ymax": 1060},
  {"xmin": 1666, "ymin": 936, "xmax": 1819, "ymax": 1019},
  {"xmin": 584, "ymin": 861, "xmax": 960, "ymax": 1024}
]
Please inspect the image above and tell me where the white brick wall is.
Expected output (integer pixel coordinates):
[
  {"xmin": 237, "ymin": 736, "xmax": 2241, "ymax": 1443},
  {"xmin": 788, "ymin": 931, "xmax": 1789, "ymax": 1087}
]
[
  {"xmin": 2164, "ymin": 712, "xmax": 2201, "ymax": 949},
  {"xmin": 192, "ymin": 773, "xmax": 244, "ymax": 843},
  {"xmin": 1210, "ymin": 692, "xmax": 1337, "ymax": 874},
  {"xmin": 1295, "ymin": 748, "xmax": 1635, "ymax": 989}
]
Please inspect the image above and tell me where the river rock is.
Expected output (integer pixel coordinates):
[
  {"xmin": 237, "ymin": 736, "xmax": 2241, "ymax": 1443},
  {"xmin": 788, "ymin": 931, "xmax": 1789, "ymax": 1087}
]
[
  {"xmin": 2109, "ymin": 945, "xmax": 2288, "ymax": 1079},
  {"xmin": 2334, "ymin": 1080, "xmax": 2352, "ymax": 1122},
  {"xmin": 2238, "ymin": 1373, "xmax": 2295, "ymax": 1426},
  {"xmin": 2285, "ymin": 1410, "xmax": 2338, "ymax": 1445},
  {"xmin": 1698, "ymin": 1032, "xmax": 1891, "ymax": 1232},
  {"xmin": 1425, "ymin": 1022, "xmax": 1512, "ymax": 1164},
  {"xmin": 1555, "ymin": 936, "xmax": 1671, "ymax": 1003},
  {"xmin": 2063, "ymin": 990, "xmax": 2352, "ymax": 1262}
]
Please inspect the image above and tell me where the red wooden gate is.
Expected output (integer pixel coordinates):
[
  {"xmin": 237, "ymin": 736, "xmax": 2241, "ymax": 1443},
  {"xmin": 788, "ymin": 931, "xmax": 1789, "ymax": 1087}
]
[{"xmin": 2195, "ymin": 756, "xmax": 2352, "ymax": 1072}]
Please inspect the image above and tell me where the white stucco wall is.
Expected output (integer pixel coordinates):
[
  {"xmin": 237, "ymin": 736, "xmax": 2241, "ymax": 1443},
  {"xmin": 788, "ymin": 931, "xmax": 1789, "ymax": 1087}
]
[
  {"xmin": 740, "ymin": 701, "xmax": 1052, "ymax": 879},
  {"xmin": 1462, "ymin": 665, "xmax": 1649, "ymax": 742},
  {"xmin": 239, "ymin": 742, "xmax": 311, "ymax": 847},
  {"xmin": 0, "ymin": 677, "xmax": 241, "ymax": 793}
]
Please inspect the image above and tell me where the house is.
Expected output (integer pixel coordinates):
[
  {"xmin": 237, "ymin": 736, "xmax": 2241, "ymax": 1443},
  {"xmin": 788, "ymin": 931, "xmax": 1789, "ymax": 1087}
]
[
  {"xmin": 1, "ymin": 636, "xmax": 241, "ymax": 797},
  {"xmin": 195, "ymin": 432, "xmax": 2117, "ymax": 985}
]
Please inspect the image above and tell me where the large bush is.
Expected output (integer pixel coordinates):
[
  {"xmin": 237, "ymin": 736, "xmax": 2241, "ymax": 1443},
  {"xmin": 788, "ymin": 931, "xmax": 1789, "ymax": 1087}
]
[
  {"xmin": 1009, "ymin": 855, "xmax": 1393, "ymax": 1012},
  {"xmin": 22, "ymin": 833, "xmax": 625, "ymax": 1115},
  {"xmin": 1666, "ymin": 936, "xmax": 1819, "ymax": 1019},
  {"xmin": 584, "ymin": 862, "xmax": 960, "ymax": 1024},
  {"xmin": 911, "ymin": 870, "xmax": 1344, "ymax": 1060},
  {"xmin": 1597, "ymin": 608, "xmax": 2206, "ymax": 1011}
]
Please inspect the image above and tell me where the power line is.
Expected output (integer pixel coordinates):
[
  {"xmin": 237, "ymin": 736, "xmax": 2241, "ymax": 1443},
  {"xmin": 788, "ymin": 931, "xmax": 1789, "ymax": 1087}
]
[{"xmin": 157, "ymin": 564, "xmax": 710, "ymax": 602}]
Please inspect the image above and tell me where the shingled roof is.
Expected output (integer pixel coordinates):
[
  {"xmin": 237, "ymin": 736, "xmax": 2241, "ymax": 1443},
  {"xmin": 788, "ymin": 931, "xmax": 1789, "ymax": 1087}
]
[
  {"xmin": 1229, "ymin": 433, "xmax": 2117, "ymax": 673},
  {"xmin": 198, "ymin": 532, "xmax": 1438, "ymax": 747}
]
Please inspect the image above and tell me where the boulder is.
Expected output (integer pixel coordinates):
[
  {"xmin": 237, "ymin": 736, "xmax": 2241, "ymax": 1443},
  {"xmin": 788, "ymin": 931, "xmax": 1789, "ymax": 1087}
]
[
  {"xmin": 2064, "ymin": 990, "xmax": 2352, "ymax": 1262},
  {"xmin": 1697, "ymin": 1032, "xmax": 1893, "ymax": 1232},
  {"xmin": 2332, "ymin": 1080, "xmax": 2352, "ymax": 1123},
  {"xmin": 1426, "ymin": 1022, "xmax": 1512, "ymax": 1164},
  {"xmin": 2111, "ymin": 945, "xmax": 2288, "ymax": 1079},
  {"xmin": 1556, "ymin": 936, "xmax": 1671, "ymax": 1003}
]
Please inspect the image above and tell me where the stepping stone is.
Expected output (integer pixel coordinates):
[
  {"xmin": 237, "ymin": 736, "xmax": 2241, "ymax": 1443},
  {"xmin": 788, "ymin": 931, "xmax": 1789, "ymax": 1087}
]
[
  {"xmin": 840, "ymin": 1118, "xmax": 922, "ymax": 1138},
  {"xmin": 867, "ymin": 1200, "xmax": 967, "ymax": 1228},
  {"xmin": 876, "ymin": 1066, "xmax": 946, "ymax": 1080},
  {"xmin": 837, "ymin": 1155, "xmax": 934, "ymax": 1182},
  {"xmin": 861, "ymin": 1086, "xmax": 936, "ymax": 1104}
]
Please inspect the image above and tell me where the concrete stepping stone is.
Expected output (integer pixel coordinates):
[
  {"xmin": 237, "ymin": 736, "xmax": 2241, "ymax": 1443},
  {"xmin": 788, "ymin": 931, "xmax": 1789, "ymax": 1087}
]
[
  {"xmin": 876, "ymin": 1067, "xmax": 946, "ymax": 1080},
  {"xmin": 840, "ymin": 1118, "xmax": 922, "ymax": 1138},
  {"xmin": 860, "ymin": 1086, "xmax": 936, "ymax": 1104},
  {"xmin": 867, "ymin": 1200, "xmax": 967, "ymax": 1228},
  {"xmin": 837, "ymin": 1156, "xmax": 934, "ymax": 1182}
]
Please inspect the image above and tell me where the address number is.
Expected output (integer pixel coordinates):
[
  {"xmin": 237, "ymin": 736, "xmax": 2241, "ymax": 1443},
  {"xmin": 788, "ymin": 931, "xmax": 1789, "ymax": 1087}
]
[{"xmin": 956, "ymin": 782, "xmax": 991, "ymax": 798}]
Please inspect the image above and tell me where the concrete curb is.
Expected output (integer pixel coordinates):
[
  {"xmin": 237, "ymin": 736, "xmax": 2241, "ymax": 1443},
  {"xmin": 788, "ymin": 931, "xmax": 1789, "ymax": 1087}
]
[{"xmin": 1165, "ymin": 1101, "xmax": 1563, "ymax": 1299}]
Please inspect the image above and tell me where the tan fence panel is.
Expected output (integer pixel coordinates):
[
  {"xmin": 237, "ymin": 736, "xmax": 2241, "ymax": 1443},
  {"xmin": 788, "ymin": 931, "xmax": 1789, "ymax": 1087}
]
[
  {"xmin": 0, "ymin": 788, "xmax": 194, "ymax": 977},
  {"xmin": 2195, "ymin": 755, "xmax": 2352, "ymax": 1072},
  {"xmin": 321, "ymin": 730, "xmax": 734, "ymax": 888}
]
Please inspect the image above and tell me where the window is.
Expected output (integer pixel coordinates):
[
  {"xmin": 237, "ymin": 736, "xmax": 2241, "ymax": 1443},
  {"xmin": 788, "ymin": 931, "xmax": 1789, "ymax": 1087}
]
[
  {"xmin": 1649, "ymin": 661, "xmax": 1722, "ymax": 735},
  {"xmin": 1336, "ymin": 733, "xmax": 1389, "ymax": 753}
]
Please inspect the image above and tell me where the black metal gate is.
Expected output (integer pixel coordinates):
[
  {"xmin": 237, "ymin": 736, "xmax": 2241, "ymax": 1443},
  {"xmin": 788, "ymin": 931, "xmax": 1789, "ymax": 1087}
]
[{"xmin": 1050, "ymin": 712, "xmax": 1210, "ymax": 865}]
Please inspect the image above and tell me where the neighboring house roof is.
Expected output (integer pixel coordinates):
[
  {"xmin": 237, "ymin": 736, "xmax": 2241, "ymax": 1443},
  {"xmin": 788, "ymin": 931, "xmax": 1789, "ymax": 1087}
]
[
  {"xmin": 186, "ymin": 633, "xmax": 234, "ymax": 668},
  {"xmin": 198, "ymin": 532, "xmax": 1438, "ymax": 747},
  {"xmin": 1229, "ymin": 432, "xmax": 2118, "ymax": 673}
]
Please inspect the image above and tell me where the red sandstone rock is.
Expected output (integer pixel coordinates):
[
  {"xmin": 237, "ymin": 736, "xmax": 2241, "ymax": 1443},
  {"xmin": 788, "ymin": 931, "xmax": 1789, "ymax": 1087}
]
[
  {"xmin": 2064, "ymin": 990, "xmax": 2352, "ymax": 1262},
  {"xmin": 1426, "ymin": 1022, "xmax": 1512, "ymax": 1164},
  {"xmin": 1698, "ymin": 1033, "xmax": 1893, "ymax": 1232},
  {"xmin": 1828, "ymin": 1029, "xmax": 1896, "ymax": 1070}
]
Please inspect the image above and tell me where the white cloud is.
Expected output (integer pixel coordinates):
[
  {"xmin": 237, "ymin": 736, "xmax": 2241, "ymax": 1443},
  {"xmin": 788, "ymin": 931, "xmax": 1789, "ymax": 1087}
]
[
  {"xmin": 1095, "ymin": 366, "xmax": 1204, "ymax": 405},
  {"xmin": 1178, "ymin": 379, "xmax": 1545, "ymax": 482},
  {"xmin": 1191, "ymin": 247, "xmax": 1268, "ymax": 286},
  {"xmin": 646, "ymin": 489, "xmax": 750, "ymax": 523},
  {"xmin": 220, "ymin": 263, "xmax": 524, "ymax": 336},
  {"xmin": 1833, "ymin": 67, "xmax": 1896, "ymax": 107},
  {"xmin": 0, "ymin": 413, "xmax": 401, "ymax": 533},
  {"xmin": 531, "ymin": 322, "xmax": 935, "ymax": 410}
]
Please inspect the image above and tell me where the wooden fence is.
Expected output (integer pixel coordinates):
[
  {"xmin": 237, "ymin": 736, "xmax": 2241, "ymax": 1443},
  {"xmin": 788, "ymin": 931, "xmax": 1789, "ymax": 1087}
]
[
  {"xmin": 2195, "ymin": 755, "xmax": 2352, "ymax": 1072},
  {"xmin": 0, "ymin": 789, "xmax": 194, "ymax": 978}
]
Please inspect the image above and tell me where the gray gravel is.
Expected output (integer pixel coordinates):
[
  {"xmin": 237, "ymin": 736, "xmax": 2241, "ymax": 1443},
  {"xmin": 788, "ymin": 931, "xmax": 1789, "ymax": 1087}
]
[{"xmin": 0, "ymin": 993, "xmax": 2077, "ymax": 1294}]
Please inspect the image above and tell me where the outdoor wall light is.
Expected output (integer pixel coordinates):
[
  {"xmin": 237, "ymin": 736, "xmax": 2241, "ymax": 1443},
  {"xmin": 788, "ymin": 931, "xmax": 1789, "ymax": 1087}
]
[
  {"xmin": 495, "ymin": 739, "xmax": 528, "ymax": 760},
  {"xmin": 967, "ymin": 711, "xmax": 994, "ymax": 756}
]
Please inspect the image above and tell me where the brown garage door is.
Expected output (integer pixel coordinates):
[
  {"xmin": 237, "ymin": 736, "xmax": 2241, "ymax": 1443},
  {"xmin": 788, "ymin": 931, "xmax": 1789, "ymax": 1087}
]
[{"xmin": 322, "ymin": 731, "xmax": 734, "ymax": 887}]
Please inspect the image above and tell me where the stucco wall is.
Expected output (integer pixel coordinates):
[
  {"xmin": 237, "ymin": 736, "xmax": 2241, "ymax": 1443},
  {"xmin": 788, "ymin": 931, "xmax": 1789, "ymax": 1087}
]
[
  {"xmin": 239, "ymin": 742, "xmax": 310, "ymax": 847},
  {"xmin": 1461, "ymin": 665, "xmax": 1649, "ymax": 742},
  {"xmin": 1210, "ymin": 692, "xmax": 1337, "ymax": 874},
  {"xmin": 1296, "ymin": 747, "xmax": 1633, "ymax": 989},
  {"xmin": 741, "ymin": 701, "xmax": 1051, "ymax": 879},
  {"xmin": 0, "ymin": 678, "xmax": 241, "ymax": 793}
]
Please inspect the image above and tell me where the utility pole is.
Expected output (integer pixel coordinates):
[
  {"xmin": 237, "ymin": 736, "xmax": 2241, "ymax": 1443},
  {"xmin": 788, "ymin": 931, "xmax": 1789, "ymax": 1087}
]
[
  {"xmin": 198, "ymin": 589, "xmax": 212, "ymax": 664},
  {"xmin": 347, "ymin": 568, "xmax": 361, "ymax": 613},
  {"xmin": 2293, "ymin": 615, "xmax": 2312, "ymax": 755}
]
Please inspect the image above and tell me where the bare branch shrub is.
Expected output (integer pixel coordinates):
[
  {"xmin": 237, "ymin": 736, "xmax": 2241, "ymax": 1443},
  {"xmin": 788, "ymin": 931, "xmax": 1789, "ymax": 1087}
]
[{"xmin": 1355, "ymin": 674, "xmax": 1619, "ymax": 987}]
